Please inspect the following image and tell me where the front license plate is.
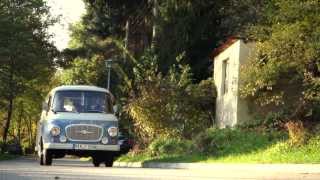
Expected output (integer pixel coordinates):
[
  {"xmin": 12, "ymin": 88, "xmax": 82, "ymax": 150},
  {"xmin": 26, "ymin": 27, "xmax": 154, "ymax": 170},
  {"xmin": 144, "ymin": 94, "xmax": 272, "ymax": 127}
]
[{"xmin": 75, "ymin": 144, "xmax": 89, "ymax": 150}]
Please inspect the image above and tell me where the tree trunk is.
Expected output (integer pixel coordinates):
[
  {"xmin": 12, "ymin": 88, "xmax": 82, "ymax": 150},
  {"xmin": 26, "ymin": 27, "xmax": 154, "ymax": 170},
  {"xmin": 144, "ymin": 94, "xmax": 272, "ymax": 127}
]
[
  {"xmin": 26, "ymin": 113, "xmax": 36, "ymax": 148},
  {"xmin": 26, "ymin": 117, "xmax": 32, "ymax": 147},
  {"xmin": 124, "ymin": 19, "xmax": 130, "ymax": 63},
  {"xmin": 3, "ymin": 97, "xmax": 13, "ymax": 143},
  {"xmin": 17, "ymin": 102, "xmax": 24, "ymax": 142},
  {"xmin": 151, "ymin": 0, "xmax": 159, "ymax": 49},
  {"xmin": 142, "ymin": 17, "xmax": 150, "ymax": 50},
  {"xmin": 2, "ymin": 58, "xmax": 14, "ymax": 143}
]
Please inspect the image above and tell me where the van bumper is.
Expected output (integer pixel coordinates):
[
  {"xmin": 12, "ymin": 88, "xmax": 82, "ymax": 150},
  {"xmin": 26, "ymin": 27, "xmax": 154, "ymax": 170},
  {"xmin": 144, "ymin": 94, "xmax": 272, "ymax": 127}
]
[{"xmin": 43, "ymin": 143, "xmax": 120, "ymax": 151}]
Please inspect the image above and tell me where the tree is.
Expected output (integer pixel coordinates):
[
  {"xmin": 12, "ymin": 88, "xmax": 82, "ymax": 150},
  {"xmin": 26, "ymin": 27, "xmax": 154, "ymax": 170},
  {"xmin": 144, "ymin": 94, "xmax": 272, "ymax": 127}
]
[
  {"xmin": 154, "ymin": 0, "xmax": 266, "ymax": 81},
  {"xmin": 0, "ymin": 0, "xmax": 57, "ymax": 143},
  {"xmin": 240, "ymin": 0, "xmax": 320, "ymax": 121},
  {"xmin": 60, "ymin": 0, "xmax": 264, "ymax": 144},
  {"xmin": 58, "ymin": 56, "xmax": 106, "ymax": 86},
  {"xmin": 63, "ymin": 0, "xmax": 264, "ymax": 92}
]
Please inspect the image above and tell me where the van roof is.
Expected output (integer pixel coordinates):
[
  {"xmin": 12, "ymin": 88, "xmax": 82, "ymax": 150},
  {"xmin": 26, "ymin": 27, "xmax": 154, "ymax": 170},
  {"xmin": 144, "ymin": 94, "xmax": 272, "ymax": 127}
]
[{"xmin": 50, "ymin": 85, "xmax": 109, "ymax": 94}]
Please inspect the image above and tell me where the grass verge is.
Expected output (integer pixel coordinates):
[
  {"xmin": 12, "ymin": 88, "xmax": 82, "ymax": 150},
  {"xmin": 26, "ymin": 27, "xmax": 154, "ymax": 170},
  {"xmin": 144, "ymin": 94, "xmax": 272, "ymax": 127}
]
[{"xmin": 117, "ymin": 130, "xmax": 320, "ymax": 164}]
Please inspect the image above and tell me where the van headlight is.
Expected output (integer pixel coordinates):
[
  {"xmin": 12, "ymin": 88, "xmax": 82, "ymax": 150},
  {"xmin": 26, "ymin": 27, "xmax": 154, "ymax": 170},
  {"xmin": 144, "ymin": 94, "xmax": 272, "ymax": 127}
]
[
  {"xmin": 50, "ymin": 126, "xmax": 61, "ymax": 136},
  {"xmin": 108, "ymin": 127, "xmax": 118, "ymax": 137}
]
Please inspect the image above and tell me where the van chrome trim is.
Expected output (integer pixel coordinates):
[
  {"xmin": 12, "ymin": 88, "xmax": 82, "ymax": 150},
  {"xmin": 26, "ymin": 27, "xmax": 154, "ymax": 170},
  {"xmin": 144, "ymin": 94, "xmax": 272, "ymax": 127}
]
[
  {"xmin": 44, "ymin": 143, "xmax": 119, "ymax": 151},
  {"xmin": 65, "ymin": 124, "xmax": 104, "ymax": 142}
]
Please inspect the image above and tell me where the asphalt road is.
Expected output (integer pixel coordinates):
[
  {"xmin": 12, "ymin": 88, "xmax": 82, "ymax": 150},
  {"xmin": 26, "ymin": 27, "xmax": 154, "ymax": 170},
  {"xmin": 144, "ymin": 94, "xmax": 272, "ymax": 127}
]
[{"xmin": 0, "ymin": 157, "xmax": 320, "ymax": 180}]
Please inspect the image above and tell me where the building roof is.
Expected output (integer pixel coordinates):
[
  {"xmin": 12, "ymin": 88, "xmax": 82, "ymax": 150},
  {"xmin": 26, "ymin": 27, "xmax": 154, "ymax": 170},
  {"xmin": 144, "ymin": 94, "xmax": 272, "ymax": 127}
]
[
  {"xmin": 211, "ymin": 37, "xmax": 238, "ymax": 58},
  {"xmin": 50, "ymin": 85, "xmax": 109, "ymax": 94}
]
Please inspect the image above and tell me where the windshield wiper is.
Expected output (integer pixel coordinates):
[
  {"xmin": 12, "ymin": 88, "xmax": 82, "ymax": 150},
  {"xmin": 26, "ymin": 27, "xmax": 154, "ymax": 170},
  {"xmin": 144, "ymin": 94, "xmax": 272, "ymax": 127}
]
[{"xmin": 86, "ymin": 110, "xmax": 105, "ymax": 113}]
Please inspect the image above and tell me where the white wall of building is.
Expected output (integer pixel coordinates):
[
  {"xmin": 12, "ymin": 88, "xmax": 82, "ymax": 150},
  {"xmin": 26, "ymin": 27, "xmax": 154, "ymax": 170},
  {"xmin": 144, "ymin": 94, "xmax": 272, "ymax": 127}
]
[{"xmin": 214, "ymin": 40, "xmax": 255, "ymax": 128}]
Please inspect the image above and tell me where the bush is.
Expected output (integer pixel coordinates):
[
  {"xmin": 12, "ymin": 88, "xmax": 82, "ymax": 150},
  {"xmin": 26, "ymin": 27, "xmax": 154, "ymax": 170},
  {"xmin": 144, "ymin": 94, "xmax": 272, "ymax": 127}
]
[
  {"xmin": 3, "ymin": 139, "xmax": 23, "ymax": 155},
  {"xmin": 128, "ymin": 50, "xmax": 216, "ymax": 145},
  {"xmin": 240, "ymin": 0, "xmax": 320, "ymax": 123},
  {"xmin": 263, "ymin": 111, "xmax": 287, "ymax": 129},
  {"xmin": 285, "ymin": 121, "xmax": 308, "ymax": 145},
  {"xmin": 193, "ymin": 128, "xmax": 284, "ymax": 156},
  {"xmin": 148, "ymin": 137, "xmax": 195, "ymax": 157},
  {"xmin": 0, "ymin": 141, "xmax": 4, "ymax": 153},
  {"xmin": 237, "ymin": 111, "xmax": 288, "ymax": 132}
]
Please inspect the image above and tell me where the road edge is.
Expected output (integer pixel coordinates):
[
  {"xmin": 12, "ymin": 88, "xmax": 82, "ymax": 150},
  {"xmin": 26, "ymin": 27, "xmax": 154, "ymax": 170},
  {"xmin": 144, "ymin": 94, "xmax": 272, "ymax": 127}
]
[{"xmin": 113, "ymin": 161, "xmax": 320, "ymax": 172}]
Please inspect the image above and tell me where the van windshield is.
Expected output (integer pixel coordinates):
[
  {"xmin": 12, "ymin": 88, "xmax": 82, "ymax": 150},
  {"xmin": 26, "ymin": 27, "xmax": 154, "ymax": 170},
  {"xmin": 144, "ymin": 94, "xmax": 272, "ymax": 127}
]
[{"xmin": 52, "ymin": 91, "xmax": 113, "ymax": 113}]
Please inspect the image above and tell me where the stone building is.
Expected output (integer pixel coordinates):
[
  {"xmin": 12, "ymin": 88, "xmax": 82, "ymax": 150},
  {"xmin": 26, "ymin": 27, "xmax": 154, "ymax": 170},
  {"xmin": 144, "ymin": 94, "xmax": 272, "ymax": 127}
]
[{"xmin": 213, "ymin": 39, "xmax": 255, "ymax": 128}]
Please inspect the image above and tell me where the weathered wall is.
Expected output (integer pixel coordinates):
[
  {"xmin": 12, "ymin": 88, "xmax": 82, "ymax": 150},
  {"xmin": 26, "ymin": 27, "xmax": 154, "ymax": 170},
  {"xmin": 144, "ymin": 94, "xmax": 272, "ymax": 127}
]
[
  {"xmin": 237, "ymin": 41, "xmax": 255, "ymax": 124},
  {"xmin": 214, "ymin": 40, "xmax": 255, "ymax": 128},
  {"xmin": 214, "ymin": 40, "xmax": 240, "ymax": 128}
]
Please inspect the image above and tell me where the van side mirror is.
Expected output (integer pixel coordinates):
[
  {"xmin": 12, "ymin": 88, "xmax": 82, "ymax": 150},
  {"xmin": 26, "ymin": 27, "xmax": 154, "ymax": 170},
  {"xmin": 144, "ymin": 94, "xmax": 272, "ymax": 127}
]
[
  {"xmin": 42, "ymin": 102, "xmax": 48, "ymax": 111},
  {"xmin": 113, "ymin": 105, "xmax": 118, "ymax": 114}
]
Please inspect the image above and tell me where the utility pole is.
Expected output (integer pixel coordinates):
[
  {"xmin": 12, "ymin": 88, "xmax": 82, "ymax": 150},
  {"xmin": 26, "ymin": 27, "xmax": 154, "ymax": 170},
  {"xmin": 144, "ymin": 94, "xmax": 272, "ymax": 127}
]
[{"xmin": 105, "ymin": 59, "xmax": 113, "ymax": 90}]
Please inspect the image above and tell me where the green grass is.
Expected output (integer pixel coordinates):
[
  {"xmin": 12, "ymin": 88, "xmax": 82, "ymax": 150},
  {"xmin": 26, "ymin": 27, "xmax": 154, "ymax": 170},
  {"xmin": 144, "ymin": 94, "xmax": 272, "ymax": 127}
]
[
  {"xmin": 204, "ymin": 140, "xmax": 320, "ymax": 163},
  {"xmin": 117, "ymin": 132, "xmax": 320, "ymax": 164}
]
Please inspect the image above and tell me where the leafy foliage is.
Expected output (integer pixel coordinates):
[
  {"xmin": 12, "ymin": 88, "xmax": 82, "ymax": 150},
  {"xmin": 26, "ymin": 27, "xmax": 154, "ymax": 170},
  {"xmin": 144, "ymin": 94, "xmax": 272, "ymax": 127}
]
[
  {"xmin": 58, "ymin": 0, "xmax": 267, "ymax": 146},
  {"xmin": 285, "ymin": 121, "xmax": 308, "ymax": 145},
  {"xmin": 58, "ymin": 56, "xmax": 106, "ymax": 86},
  {"xmin": 119, "ymin": 133, "xmax": 320, "ymax": 163},
  {"xmin": 127, "ymin": 50, "xmax": 216, "ymax": 145},
  {"xmin": 118, "ymin": 128, "xmax": 302, "ymax": 163},
  {"xmin": 148, "ymin": 137, "xmax": 195, "ymax": 157},
  {"xmin": 240, "ymin": 0, "xmax": 320, "ymax": 121},
  {"xmin": 193, "ymin": 128, "xmax": 284, "ymax": 156},
  {"xmin": 0, "ymin": 0, "xmax": 57, "ymax": 143},
  {"xmin": 154, "ymin": 0, "xmax": 266, "ymax": 81}
]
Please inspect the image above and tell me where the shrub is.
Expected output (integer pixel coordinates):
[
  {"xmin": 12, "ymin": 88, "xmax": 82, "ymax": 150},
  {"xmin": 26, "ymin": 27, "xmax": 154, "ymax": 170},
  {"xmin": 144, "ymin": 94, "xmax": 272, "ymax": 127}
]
[
  {"xmin": 3, "ymin": 139, "xmax": 23, "ymax": 155},
  {"xmin": 311, "ymin": 123, "xmax": 320, "ymax": 135},
  {"xmin": 193, "ymin": 128, "xmax": 218, "ymax": 155},
  {"xmin": 239, "ymin": 111, "xmax": 289, "ymax": 132},
  {"xmin": 307, "ymin": 135, "xmax": 320, "ymax": 149},
  {"xmin": 0, "ymin": 141, "xmax": 4, "ymax": 153},
  {"xmin": 127, "ymin": 50, "xmax": 216, "ymax": 145},
  {"xmin": 240, "ymin": 0, "xmax": 320, "ymax": 122},
  {"xmin": 285, "ymin": 121, "xmax": 308, "ymax": 145},
  {"xmin": 193, "ymin": 128, "xmax": 283, "ymax": 156},
  {"xmin": 263, "ymin": 111, "xmax": 287, "ymax": 129},
  {"xmin": 148, "ymin": 137, "xmax": 195, "ymax": 157}
]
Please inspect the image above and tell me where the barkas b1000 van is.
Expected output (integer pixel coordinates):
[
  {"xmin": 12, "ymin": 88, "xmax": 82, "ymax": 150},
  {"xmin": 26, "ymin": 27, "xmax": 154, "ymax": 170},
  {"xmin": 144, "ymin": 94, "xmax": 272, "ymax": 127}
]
[{"xmin": 35, "ymin": 85, "xmax": 119, "ymax": 167}]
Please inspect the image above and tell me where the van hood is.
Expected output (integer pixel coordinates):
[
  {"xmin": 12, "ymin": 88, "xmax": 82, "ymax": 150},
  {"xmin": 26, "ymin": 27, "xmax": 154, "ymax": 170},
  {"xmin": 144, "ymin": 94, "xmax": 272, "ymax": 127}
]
[{"xmin": 47, "ymin": 112, "xmax": 117, "ymax": 122}]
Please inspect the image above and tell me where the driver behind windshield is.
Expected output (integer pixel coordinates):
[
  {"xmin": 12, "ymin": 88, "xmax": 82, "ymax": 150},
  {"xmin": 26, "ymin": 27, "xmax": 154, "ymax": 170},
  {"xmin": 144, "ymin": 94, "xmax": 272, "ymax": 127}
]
[
  {"xmin": 89, "ymin": 96, "xmax": 106, "ymax": 112},
  {"xmin": 52, "ymin": 91, "xmax": 110, "ymax": 113}
]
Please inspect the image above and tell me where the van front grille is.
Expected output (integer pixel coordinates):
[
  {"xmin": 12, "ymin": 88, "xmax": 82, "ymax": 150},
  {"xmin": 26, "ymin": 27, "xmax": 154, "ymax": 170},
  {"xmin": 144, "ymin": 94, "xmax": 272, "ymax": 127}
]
[{"xmin": 65, "ymin": 124, "xmax": 103, "ymax": 142}]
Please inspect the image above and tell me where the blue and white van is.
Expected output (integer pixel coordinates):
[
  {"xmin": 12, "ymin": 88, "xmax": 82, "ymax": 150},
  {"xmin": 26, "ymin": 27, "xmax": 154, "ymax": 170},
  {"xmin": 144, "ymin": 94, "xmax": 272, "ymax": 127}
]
[{"xmin": 35, "ymin": 85, "xmax": 119, "ymax": 167}]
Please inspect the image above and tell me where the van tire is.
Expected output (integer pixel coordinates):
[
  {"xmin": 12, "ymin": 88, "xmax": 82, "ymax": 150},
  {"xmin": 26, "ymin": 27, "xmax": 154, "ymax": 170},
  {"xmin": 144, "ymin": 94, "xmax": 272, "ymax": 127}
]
[
  {"xmin": 39, "ymin": 139, "xmax": 44, "ymax": 165},
  {"xmin": 92, "ymin": 157, "xmax": 100, "ymax": 167},
  {"xmin": 40, "ymin": 140, "xmax": 52, "ymax": 166},
  {"xmin": 39, "ymin": 153, "xmax": 44, "ymax": 165},
  {"xmin": 105, "ymin": 156, "xmax": 114, "ymax": 167},
  {"xmin": 43, "ymin": 149, "xmax": 52, "ymax": 165}
]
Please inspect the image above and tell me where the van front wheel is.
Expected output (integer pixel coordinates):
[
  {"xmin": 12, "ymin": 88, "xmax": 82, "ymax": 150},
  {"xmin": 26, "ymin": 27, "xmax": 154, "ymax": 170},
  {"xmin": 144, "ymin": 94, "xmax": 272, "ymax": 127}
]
[
  {"xmin": 92, "ymin": 157, "xmax": 101, "ymax": 167},
  {"xmin": 39, "ymin": 152, "xmax": 44, "ymax": 165},
  {"xmin": 105, "ymin": 156, "xmax": 114, "ymax": 167},
  {"xmin": 42, "ymin": 149, "xmax": 52, "ymax": 166},
  {"xmin": 38, "ymin": 140, "xmax": 44, "ymax": 165}
]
